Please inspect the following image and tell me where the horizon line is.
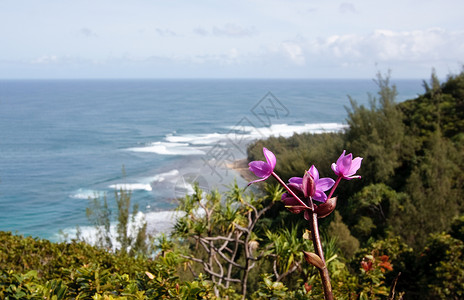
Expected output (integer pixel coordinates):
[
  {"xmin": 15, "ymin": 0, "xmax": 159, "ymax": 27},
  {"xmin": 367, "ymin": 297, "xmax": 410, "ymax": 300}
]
[{"xmin": 0, "ymin": 77, "xmax": 426, "ymax": 81}]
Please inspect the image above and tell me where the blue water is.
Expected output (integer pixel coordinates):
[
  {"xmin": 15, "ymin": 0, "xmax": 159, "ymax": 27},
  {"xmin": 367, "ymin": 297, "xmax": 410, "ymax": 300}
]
[{"xmin": 0, "ymin": 79, "xmax": 423, "ymax": 239}]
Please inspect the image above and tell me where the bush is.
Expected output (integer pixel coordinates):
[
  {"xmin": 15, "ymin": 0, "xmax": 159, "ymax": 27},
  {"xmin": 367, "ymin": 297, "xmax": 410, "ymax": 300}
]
[{"xmin": 0, "ymin": 231, "xmax": 216, "ymax": 299}]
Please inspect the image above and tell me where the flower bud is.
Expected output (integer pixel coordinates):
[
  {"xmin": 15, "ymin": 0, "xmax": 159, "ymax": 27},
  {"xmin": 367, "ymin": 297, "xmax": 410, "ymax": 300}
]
[
  {"xmin": 303, "ymin": 251, "xmax": 325, "ymax": 269},
  {"xmin": 315, "ymin": 197, "xmax": 337, "ymax": 218},
  {"xmin": 302, "ymin": 171, "xmax": 316, "ymax": 198}
]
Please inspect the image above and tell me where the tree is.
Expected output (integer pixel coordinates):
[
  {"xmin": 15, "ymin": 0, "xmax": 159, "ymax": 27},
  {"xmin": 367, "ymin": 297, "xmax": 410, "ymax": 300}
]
[
  {"xmin": 345, "ymin": 72, "xmax": 413, "ymax": 187},
  {"xmin": 84, "ymin": 187, "xmax": 149, "ymax": 255}
]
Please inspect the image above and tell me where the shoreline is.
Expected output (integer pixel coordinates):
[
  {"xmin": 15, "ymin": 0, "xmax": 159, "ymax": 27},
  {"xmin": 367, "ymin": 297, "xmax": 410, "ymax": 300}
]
[{"xmin": 227, "ymin": 158, "xmax": 254, "ymax": 183}]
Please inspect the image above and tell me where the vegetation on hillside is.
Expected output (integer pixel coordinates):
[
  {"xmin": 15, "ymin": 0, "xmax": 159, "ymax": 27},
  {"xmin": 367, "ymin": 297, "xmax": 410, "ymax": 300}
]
[{"xmin": 246, "ymin": 70, "xmax": 464, "ymax": 298}]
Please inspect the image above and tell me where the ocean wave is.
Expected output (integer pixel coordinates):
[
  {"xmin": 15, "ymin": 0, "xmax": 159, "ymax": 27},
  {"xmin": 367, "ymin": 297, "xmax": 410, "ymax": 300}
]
[
  {"xmin": 127, "ymin": 123, "xmax": 346, "ymax": 156},
  {"xmin": 232, "ymin": 122, "xmax": 348, "ymax": 140},
  {"xmin": 165, "ymin": 132, "xmax": 225, "ymax": 145},
  {"xmin": 108, "ymin": 170, "xmax": 180, "ymax": 193},
  {"xmin": 148, "ymin": 169, "xmax": 180, "ymax": 183},
  {"xmin": 69, "ymin": 188, "xmax": 104, "ymax": 200},
  {"xmin": 56, "ymin": 210, "xmax": 184, "ymax": 247},
  {"xmin": 108, "ymin": 183, "xmax": 153, "ymax": 191},
  {"xmin": 128, "ymin": 141, "xmax": 206, "ymax": 155}
]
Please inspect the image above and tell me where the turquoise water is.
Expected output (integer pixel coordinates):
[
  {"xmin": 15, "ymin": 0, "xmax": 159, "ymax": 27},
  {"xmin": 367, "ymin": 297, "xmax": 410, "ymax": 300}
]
[{"xmin": 0, "ymin": 79, "xmax": 423, "ymax": 239}]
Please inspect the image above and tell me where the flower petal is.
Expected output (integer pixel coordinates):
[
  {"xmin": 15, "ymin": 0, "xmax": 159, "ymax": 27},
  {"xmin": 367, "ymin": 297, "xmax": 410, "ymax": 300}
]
[
  {"xmin": 338, "ymin": 152, "xmax": 353, "ymax": 175},
  {"xmin": 308, "ymin": 165, "xmax": 320, "ymax": 182},
  {"xmin": 263, "ymin": 147, "xmax": 276, "ymax": 170},
  {"xmin": 287, "ymin": 182, "xmax": 304, "ymax": 196},
  {"xmin": 248, "ymin": 161, "xmax": 272, "ymax": 178},
  {"xmin": 289, "ymin": 177, "xmax": 303, "ymax": 184},
  {"xmin": 316, "ymin": 177, "xmax": 335, "ymax": 191},
  {"xmin": 344, "ymin": 174, "xmax": 361, "ymax": 180},
  {"xmin": 248, "ymin": 177, "xmax": 268, "ymax": 185},
  {"xmin": 336, "ymin": 150, "xmax": 346, "ymax": 165},
  {"xmin": 348, "ymin": 157, "xmax": 363, "ymax": 175},
  {"xmin": 331, "ymin": 162, "xmax": 339, "ymax": 175},
  {"xmin": 313, "ymin": 190, "xmax": 328, "ymax": 203}
]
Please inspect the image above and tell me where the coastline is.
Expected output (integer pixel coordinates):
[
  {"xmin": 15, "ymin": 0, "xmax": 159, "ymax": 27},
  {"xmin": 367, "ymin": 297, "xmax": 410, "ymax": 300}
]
[{"xmin": 227, "ymin": 158, "xmax": 254, "ymax": 183}]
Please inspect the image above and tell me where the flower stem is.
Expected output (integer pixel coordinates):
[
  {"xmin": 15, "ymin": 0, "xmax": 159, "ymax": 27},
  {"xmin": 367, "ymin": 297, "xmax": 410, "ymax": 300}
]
[
  {"xmin": 327, "ymin": 176, "xmax": 342, "ymax": 200},
  {"xmin": 271, "ymin": 171, "xmax": 332, "ymax": 298},
  {"xmin": 271, "ymin": 172, "xmax": 310, "ymax": 210},
  {"xmin": 272, "ymin": 172, "xmax": 334, "ymax": 300},
  {"xmin": 309, "ymin": 211, "xmax": 333, "ymax": 300}
]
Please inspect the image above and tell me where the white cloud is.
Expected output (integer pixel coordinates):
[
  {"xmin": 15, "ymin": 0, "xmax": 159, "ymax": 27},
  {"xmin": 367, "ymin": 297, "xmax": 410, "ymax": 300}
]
[
  {"xmin": 79, "ymin": 27, "xmax": 98, "ymax": 38},
  {"xmin": 193, "ymin": 27, "xmax": 209, "ymax": 36},
  {"xmin": 281, "ymin": 42, "xmax": 306, "ymax": 65},
  {"xmin": 339, "ymin": 2, "xmax": 356, "ymax": 14},
  {"xmin": 155, "ymin": 28, "xmax": 178, "ymax": 37},
  {"xmin": 5, "ymin": 24, "xmax": 464, "ymax": 79},
  {"xmin": 213, "ymin": 23, "xmax": 256, "ymax": 37},
  {"xmin": 306, "ymin": 28, "xmax": 464, "ymax": 64},
  {"xmin": 30, "ymin": 55, "xmax": 92, "ymax": 65},
  {"xmin": 194, "ymin": 23, "xmax": 256, "ymax": 38},
  {"xmin": 31, "ymin": 55, "xmax": 59, "ymax": 64}
]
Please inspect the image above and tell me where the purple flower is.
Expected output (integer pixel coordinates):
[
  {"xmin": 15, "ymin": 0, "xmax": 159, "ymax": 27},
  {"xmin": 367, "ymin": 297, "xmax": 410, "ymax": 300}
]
[
  {"xmin": 248, "ymin": 147, "xmax": 276, "ymax": 185},
  {"xmin": 331, "ymin": 150, "xmax": 363, "ymax": 180},
  {"xmin": 308, "ymin": 165, "xmax": 336, "ymax": 202},
  {"xmin": 281, "ymin": 165, "xmax": 335, "ymax": 204}
]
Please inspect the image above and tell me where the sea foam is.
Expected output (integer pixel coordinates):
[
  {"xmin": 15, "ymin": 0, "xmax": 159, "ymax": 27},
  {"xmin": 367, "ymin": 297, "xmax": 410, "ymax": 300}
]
[
  {"xmin": 233, "ymin": 122, "xmax": 348, "ymax": 140},
  {"xmin": 109, "ymin": 183, "xmax": 153, "ymax": 191},
  {"xmin": 127, "ymin": 123, "xmax": 346, "ymax": 156},
  {"xmin": 56, "ymin": 210, "xmax": 184, "ymax": 247},
  {"xmin": 69, "ymin": 188, "xmax": 104, "ymax": 200},
  {"xmin": 128, "ymin": 141, "xmax": 206, "ymax": 155}
]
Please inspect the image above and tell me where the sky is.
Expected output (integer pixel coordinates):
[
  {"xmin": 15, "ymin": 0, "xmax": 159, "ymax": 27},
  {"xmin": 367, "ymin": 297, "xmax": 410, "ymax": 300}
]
[{"xmin": 1, "ymin": 0, "xmax": 463, "ymax": 79}]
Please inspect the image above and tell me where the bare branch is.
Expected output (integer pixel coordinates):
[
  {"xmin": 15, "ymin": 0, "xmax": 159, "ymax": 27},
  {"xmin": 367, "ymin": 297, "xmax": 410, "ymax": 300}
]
[
  {"xmin": 273, "ymin": 260, "xmax": 279, "ymax": 279},
  {"xmin": 204, "ymin": 267, "xmax": 242, "ymax": 283},
  {"xmin": 233, "ymin": 222, "xmax": 250, "ymax": 234},
  {"xmin": 276, "ymin": 262, "xmax": 300, "ymax": 282}
]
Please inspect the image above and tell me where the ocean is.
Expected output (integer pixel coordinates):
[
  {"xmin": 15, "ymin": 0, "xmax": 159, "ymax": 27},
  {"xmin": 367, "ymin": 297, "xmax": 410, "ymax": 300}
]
[{"xmin": 0, "ymin": 79, "xmax": 424, "ymax": 241}]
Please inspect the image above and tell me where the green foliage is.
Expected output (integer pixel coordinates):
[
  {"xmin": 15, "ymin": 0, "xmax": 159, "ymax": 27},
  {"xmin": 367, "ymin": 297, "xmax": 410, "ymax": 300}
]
[
  {"xmin": 352, "ymin": 216, "xmax": 375, "ymax": 240},
  {"xmin": 328, "ymin": 211, "xmax": 359, "ymax": 258},
  {"xmin": 252, "ymin": 274, "xmax": 289, "ymax": 299},
  {"xmin": 400, "ymin": 69, "xmax": 464, "ymax": 143},
  {"xmin": 357, "ymin": 255, "xmax": 391, "ymax": 299},
  {"xmin": 0, "ymin": 270, "xmax": 66, "ymax": 300},
  {"xmin": 86, "ymin": 193, "xmax": 113, "ymax": 250},
  {"xmin": 245, "ymin": 69, "xmax": 464, "ymax": 297},
  {"xmin": 248, "ymin": 70, "xmax": 464, "ymax": 248},
  {"xmin": 84, "ymin": 186, "xmax": 149, "ymax": 255},
  {"xmin": 418, "ymin": 233, "xmax": 464, "ymax": 299},
  {"xmin": 348, "ymin": 183, "xmax": 408, "ymax": 241},
  {"xmin": 345, "ymin": 72, "xmax": 414, "ymax": 187},
  {"xmin": 173, "ymin": 182, "xmax": 281, "ymax": 298},
  {"xmin": 265, "ymin": 226, "xmax": 313, "ymax": 282},
  {"xmin": 401, "ymin": 130, "xmax": 462, "ymax": 248},
  {"xmin": 0, "ymin": 231, "xmax": 216, "ymax": 299},
  {"xmin": 450, "ymin": 215, "xmax": 464, "ymax": 242}
]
